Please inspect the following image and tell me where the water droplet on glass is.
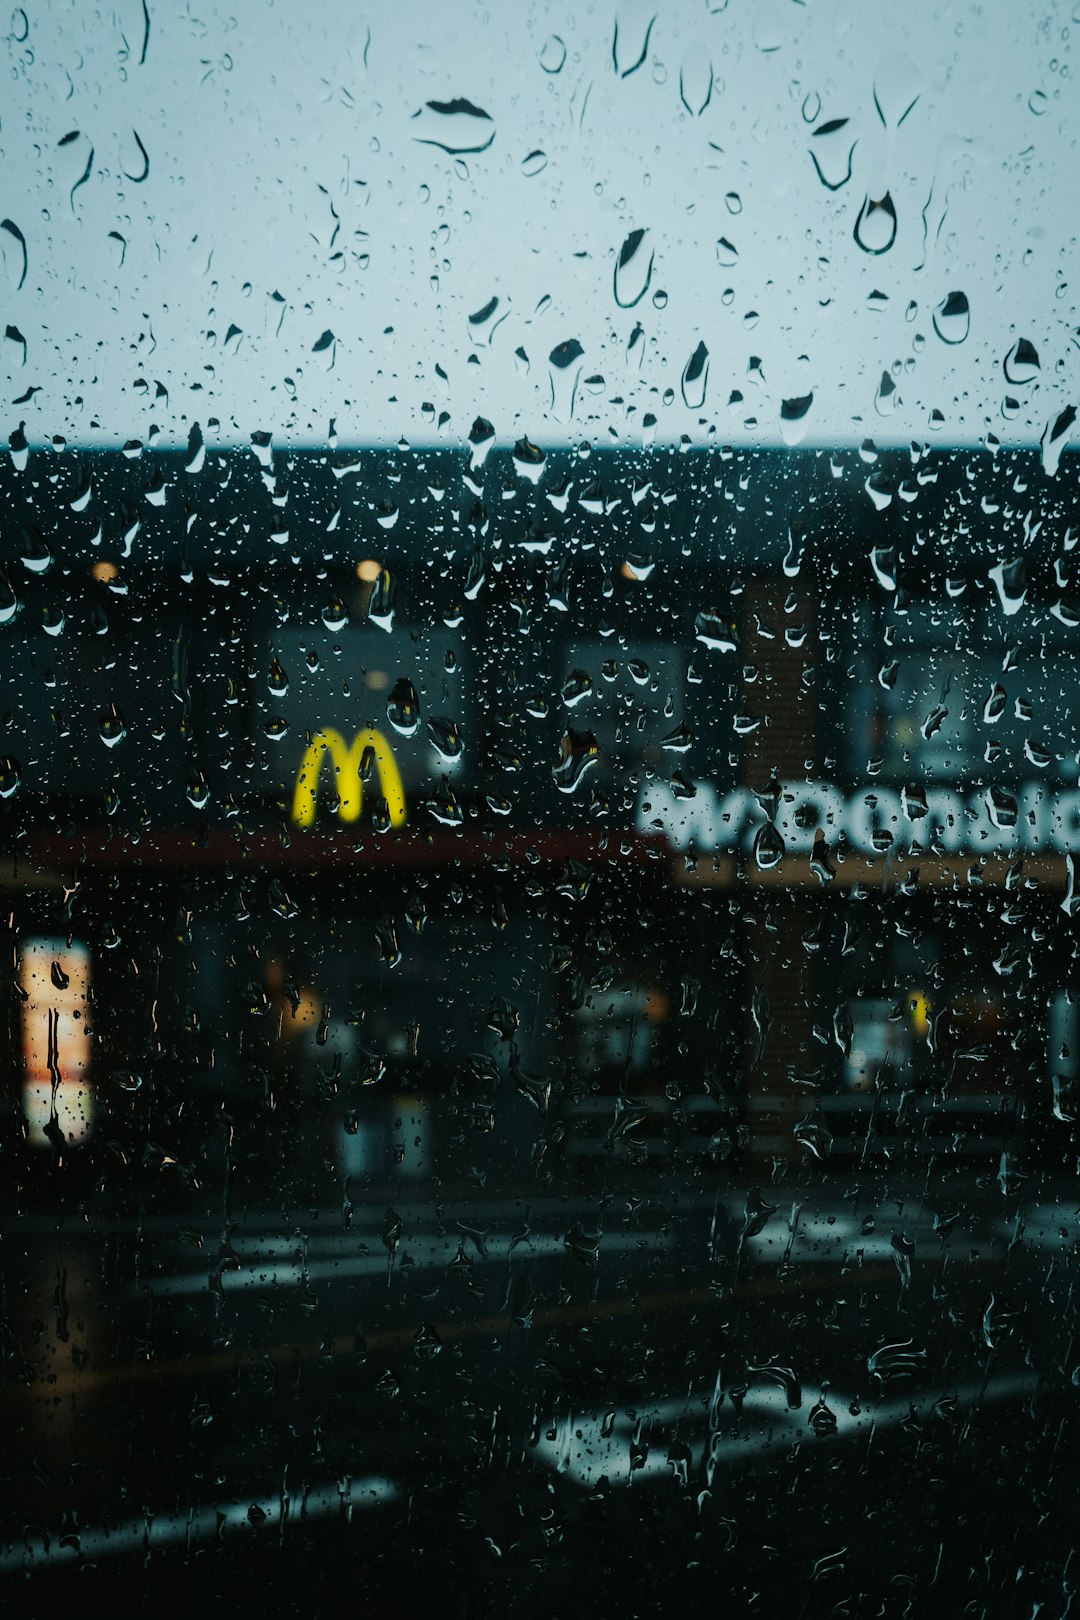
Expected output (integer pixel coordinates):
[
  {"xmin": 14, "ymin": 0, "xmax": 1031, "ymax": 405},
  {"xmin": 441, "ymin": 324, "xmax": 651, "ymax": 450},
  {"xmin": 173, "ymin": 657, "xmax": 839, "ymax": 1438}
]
[
  {"xmin": 579, "ymin": 479, "xmax": 606, "ymax": 515},
  {"xmin": 548, "ymin": 338, "xmax": 584, "ymax": 423},
  {"xmin": 0, "ymin": 573, "xmax": 18, "ymax": 625},
  {"xmin": 428, "ymin": 716, "xmax": 463, "ymax": 761},
  {"xmin": 989, "ymin": 558, "xmax": 1027, "ymax": 616},
  {"xmin": 468, "ymin": 416, "xmax": 496, "ymax": 469},
  {"xmin": 868, "ymin": 1338, "xmax": 927, "ymax": 1387},
  {"xmin": 553, "ymin": 730, "xmax": 599, "ymax": 793},
  {"xmin": 539, "ymin": 34, "xmax": 566, "ymax": 73},
  {"xmin": 875, "ymin": 371, "xmax": 897, "ymax": 416},
  {"xmin": 1028, "ymin": 89, "xmax": 1049, "ymax": 115},
  {"xmin": 612, "ymin": 1, "xmax": 656, "ymax": 78},
  {"xmin": 368, "ymin": 569, "xmax": 395, "ymax": 632},
  {"xmin": 754, "ymin": 820, "xmax": 785, "ymax": 870},
  {"xmin": 661, "ymin": 722, "xmax": 694, "ymax": 752},
  {"xmin": 0, "ymin": 218, "xmax": 27, "ymax": 291},
  {"xmin": 9, "ymin": 423, "xmax": 28, "ymax": 472},
  {"xmin": 387, "ymin": 678, "xmax": 421, "ymax": 737},
  {"xmin": 0, "ymin": 757, "xmax": 20, "ymax": 799},
  {"xmin": 794, "ymin": 1110, "xmax": 832, "ymax": 1160},
  {"xmin": 929, "ymin": 290, "xmax": 970, "ymax": 346},
  {"xmin": 808, "ymin": 1398, "xmax": 838, "ymax": 1437},
  {"xmin": 724, "ymin": 191, "xmax": 742, "ymax": 215},
  {"xmin": 1052, "ymin": 1074, "xmax": 1078, "ymax": 1124},
  {"xmin": 853, "ymin": 193, "xmax": 897, "ymax": 254},
  {"xmin": 1003, "ymin": 337, "xmax": 1040, "ymax": 385},
  {"xmin": 695, "ymin": 611, "xmax": 736, "ymax": 651},
  {"xmin": 1041, "ymin": 404, "xmax": 1076, "ymax": 477},
  {"xmin": 872, "ymin": 55, "xmax": 922, "ymax": 127},
  {"xmin": 780, "ymin": 393, "xmax": 814, "ymax": 446},
  {"xmin": 715, "ymin": 236, "xmax": 739, "ymax": 268},
  {"xmin": 810, "ymin": 118, "xmax": 856, "ymax": 190},
  {"xmin": 321, "ymin": 597, "xmax": 348, "ymax": 631},
  {"xmin": 512, "ymin": 437, "xmax": 546, "ymax": 481},
  {"xmin": 468, "ymin": 295, "xmax": 509, "ymax": 344},
  {"xmin": 614, "ymin": 228, "xmax": 654, "ymax": 308},
  {"xmin": 801, "ymin": 91, "xmax": 821, "ymax": 123},
  {"xmin": 98, "ymin": 706, "xmax": 126, "ymax": 747},
  {"xmin": 680, "ymin": 341, "xmax": 709, "ymax": 409},
  {"xmin": 679, "ymin": 46, "xmax": 713, "ymax": 115},
  {"xmin": 986, "ymin": 787, "xmax": 1018, "ymax": 831},
  {"xmin": 562, "ymin": 669, "xmax": 593, "ymax": 709},
  {"xmin": 982, "ymin": 682, "xmax": 1007, "ymax": 725},
  {"xmin": 412, "ymin": 98, "xmax": 495, "ymax": 155},
  {"xmin": 521, "ymin": 149, "xmax": 547, "ymax": 177},
  {"xmin": 865, "ymin": 473, "xmax": 893, "ymax": 512}
]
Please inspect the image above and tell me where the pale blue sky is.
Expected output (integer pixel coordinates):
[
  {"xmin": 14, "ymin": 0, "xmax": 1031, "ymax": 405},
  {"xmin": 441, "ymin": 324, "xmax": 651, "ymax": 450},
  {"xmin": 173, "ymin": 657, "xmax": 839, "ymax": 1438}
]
[{"xmin": 2, "ymin": 0, "xmax": 1076, "ymax": 451}]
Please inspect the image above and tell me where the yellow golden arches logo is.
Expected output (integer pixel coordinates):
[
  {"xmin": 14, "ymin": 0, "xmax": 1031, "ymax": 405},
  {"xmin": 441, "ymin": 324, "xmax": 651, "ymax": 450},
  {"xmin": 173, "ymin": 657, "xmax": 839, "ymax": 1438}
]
[{"xmin": 291, "ymin": 728, "xmax": 407, "ymax": 829}]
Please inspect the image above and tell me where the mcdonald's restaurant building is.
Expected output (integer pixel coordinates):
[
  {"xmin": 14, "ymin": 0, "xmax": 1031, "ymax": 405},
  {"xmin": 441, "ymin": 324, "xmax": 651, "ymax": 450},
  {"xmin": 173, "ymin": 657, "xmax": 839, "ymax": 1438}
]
[{"xmin": 3, "ymin": 443, "xmax": 1079, "ymax": 1194}]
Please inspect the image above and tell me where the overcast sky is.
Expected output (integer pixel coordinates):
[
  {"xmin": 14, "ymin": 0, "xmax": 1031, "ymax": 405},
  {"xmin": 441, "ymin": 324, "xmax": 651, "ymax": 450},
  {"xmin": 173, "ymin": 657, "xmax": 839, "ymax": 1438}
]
[{"xmin": 2, "ymin": 0, "xmax": 1077, "ymax": 452}]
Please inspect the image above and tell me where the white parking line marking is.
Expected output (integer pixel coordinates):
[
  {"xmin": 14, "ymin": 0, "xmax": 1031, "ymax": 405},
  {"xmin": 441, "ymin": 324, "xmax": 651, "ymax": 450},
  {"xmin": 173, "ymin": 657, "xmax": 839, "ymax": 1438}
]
[
  {"xmin": 142, "ymin": 1229, "xmax": 678, "ymax": 1296},
  {"xmin": 0, "ymin": 1475, "xmax": 402, "ymax": 1572},
  {"xmin": 533, "ymin": 1374, "xmax": 1038, "ymax": 1489}
]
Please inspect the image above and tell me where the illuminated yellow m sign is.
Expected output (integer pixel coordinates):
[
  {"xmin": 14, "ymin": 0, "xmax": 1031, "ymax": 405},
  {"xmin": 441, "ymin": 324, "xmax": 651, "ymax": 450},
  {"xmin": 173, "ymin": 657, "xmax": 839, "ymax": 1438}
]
[{"xmin": 291, "ymin": 728, "xmax": 407, "ymax": 829}]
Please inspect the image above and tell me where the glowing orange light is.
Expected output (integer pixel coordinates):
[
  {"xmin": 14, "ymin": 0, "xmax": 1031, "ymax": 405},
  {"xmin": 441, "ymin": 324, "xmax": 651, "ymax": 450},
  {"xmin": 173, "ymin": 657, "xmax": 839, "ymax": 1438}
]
[
  {"xmin": 356, "ymin": 559, "xmax": 382, "ymax": 582},
  {"xmin": 644, "ymin": 987, "xmax": 670, "ymax": 1022},
  {"xmin": 20, "ymin": 939, "xmax": 93, "ymax": 1148},
  {"xmin": 92, "ymin": 561, "xmax": 119, "ymax": 583},
  {"xmin": 288, "ymin": 987, "xmax": 321, "ymax": 1032}
]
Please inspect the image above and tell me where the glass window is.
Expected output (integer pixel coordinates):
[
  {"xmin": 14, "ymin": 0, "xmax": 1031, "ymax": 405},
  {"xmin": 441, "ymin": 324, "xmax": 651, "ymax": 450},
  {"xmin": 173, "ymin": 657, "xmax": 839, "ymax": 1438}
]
[{"xmin": 3, "ymin": 5, "xmax": 1078, "ymax": 1615}]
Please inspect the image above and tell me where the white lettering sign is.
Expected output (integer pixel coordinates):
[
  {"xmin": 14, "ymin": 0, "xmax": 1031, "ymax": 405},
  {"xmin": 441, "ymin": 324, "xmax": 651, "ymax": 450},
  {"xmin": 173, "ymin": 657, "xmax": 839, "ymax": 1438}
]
[{"xmin": 636, "ymin": 781, "xmax": 1080, "ymax": 856}]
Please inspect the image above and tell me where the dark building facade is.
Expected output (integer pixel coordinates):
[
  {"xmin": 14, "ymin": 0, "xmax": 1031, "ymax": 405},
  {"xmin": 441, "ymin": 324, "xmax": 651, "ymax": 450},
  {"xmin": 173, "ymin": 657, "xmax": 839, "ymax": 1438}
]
[{"xmin": 3, "ymin": 441, "xmax": 1079, "ymax": 1199}]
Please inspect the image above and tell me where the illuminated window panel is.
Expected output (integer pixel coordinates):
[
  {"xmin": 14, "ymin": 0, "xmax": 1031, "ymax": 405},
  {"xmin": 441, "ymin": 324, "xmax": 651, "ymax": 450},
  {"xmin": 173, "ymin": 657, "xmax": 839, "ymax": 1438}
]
[{"xmin": 19, "ymin": 938, "xmax": 93, "ymax": 1149}]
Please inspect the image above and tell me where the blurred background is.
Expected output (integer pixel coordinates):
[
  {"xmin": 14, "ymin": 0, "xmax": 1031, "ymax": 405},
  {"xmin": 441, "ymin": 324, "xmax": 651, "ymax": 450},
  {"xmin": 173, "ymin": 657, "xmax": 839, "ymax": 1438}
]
[{"xmin": 3, "ymin": 4, "xmax": 1080, "ymax": 1617}]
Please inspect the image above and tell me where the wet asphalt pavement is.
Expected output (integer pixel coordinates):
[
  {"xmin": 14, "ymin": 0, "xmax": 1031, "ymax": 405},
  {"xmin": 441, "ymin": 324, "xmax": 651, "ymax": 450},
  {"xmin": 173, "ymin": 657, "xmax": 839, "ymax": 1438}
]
[{"xmin": 2, "ymin": 1144, "xmax": 1078, "ymax": 1619}]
